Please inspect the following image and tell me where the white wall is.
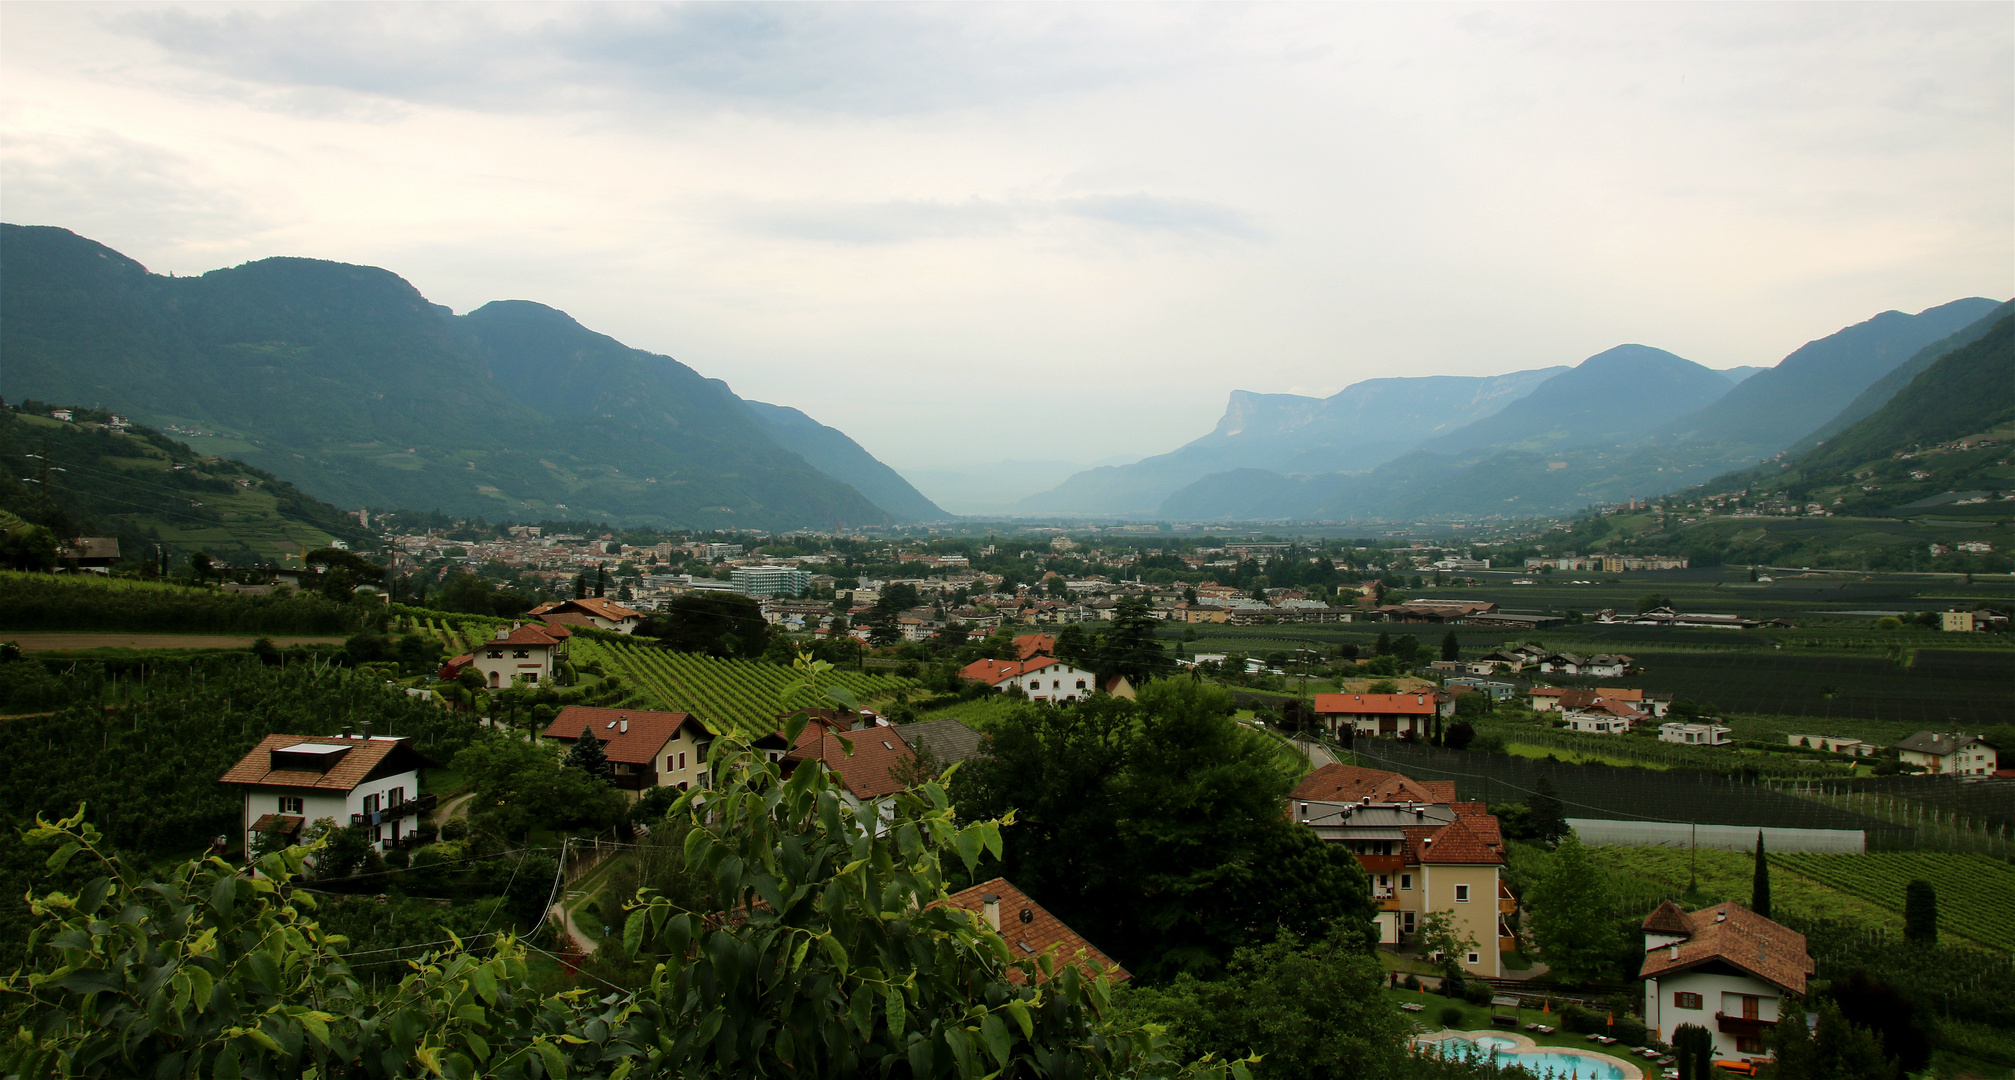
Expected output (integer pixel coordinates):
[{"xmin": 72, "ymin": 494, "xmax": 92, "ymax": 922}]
[
  {"xmin": 1644, "ymin": 969, "xmax": 1783, "ymax": 1058},
  {"xmin": 242, "ymin": 766, "xmax": 422, "ymax": 852}
]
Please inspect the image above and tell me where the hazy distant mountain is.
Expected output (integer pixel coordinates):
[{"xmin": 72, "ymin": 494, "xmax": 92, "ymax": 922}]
[
  {"xmin": 1153, "ymin": 299, "xmax": 2002, "ymax": 521},
  {"xmin": 1784, "ymin": 298, "xmax": 2014, "ymax": 455},
  {"xmin": 1015, "ymin": 367, "xmax": 1563, "ymax": 514},
  {"xmin": 740, "ymin": 399, "xmax": 948, "ymax": 521},
  {"xmin": 1656, "ymin": 297, "xmax": 2000, "ymax": 454},
  {"xmin": 1414, "ymin": 345, "xmax": 1731, "ymax": 458},
  {"xmin": 0, "ymin": 225, "xmax": 918, "ymax": 529},
  {"xmin": 1718, "ymin": 366, "xmax": 1767, "ymax": 385}
]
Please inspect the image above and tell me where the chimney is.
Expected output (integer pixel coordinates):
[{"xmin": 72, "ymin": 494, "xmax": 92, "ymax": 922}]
[
  {"xmin": 341, "ymin": 725, "xmax": 354, "ymax": 739},
  {"xmin": 360, "ymin": 722, "xmax": 372, "ymax": 740},
  {"xmin": 1669, "ymin": 943, "xmax": 1679, "ymax": 960},
  {"xmin": 982, "ymin": 894, "xmax": 1001, "ymax": 931},
  {"xmin": 619, "ymin": 716, "xmax": 629, "ymax": 734},
  {"xmin": 495, "ymin": 626, "xmax": 509, "ymax": 641}
]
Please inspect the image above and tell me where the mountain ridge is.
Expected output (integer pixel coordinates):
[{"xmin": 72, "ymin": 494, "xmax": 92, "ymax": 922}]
[{"xmin": 0, "ymin": 225, "xmax": 942, "ymax": 528}]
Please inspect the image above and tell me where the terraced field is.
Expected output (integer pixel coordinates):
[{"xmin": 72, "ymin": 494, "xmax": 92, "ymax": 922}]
[
  {"xmin": 572, "ymin": 638, "xmax": 919, "ymax": 729},
  {"xmin": 1772, "ymin": 852, "xmax": 2015, "ymax": 952}
]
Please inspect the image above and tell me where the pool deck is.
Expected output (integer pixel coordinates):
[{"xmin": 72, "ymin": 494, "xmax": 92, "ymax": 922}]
[{"xmin": 1416, "ymin": 1030, "xmax": 1644, "ymax": 1080}]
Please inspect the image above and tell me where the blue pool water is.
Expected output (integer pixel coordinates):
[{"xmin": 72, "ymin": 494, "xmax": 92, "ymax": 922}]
[{"xmin": 1422, "ymin": 1036, "xmax": 1628, "ymax": 1080}]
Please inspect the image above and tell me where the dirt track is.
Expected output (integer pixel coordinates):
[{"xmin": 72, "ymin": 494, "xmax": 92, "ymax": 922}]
[{"xmin": 0, "ymin": 633, "xmax": 349, "ymax": 652}]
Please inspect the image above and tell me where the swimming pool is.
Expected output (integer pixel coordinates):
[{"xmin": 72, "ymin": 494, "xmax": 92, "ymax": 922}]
[{"xmin": 1420, "ymin": 1035, "xmax": 1629, "ymax": 1079}]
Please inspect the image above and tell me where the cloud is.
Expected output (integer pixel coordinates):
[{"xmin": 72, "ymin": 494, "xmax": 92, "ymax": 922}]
[
  {"xmin": 112, "ymin": 3, "xmax": 1162, "ymax": 117},
  {"xmin": 737, "ymin": 193, "xmax": 1262, "ymax": 246},
  {"xmin": 0, "ymin": 131, "xmax": 261, "ymax": 252}
]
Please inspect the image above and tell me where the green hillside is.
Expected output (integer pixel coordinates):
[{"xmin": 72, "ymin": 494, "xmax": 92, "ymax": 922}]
[
  {"xmin": 0, "ymin": 402, "xmax": 368, "ymax": 565},
  {"xmin": 0, "ymin": 225, "xmax": 902, "ymax": 530}
]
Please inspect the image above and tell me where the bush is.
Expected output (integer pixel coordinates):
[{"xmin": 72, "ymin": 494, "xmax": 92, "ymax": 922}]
[
  {"xmin": 1402, "ymin": 974, "xmax": 1420, "ymax": 991},
  {"xmin": 1562, "ymin": 1005, "xmax": 1606, "ymax": 1034},
  {"xmin": 1438, "ymin": 1005, "xmax": 1465, "ymax": 1030},
  {"xmin": 1464, "ymin": 981, "xmax": 1492, "ymax": 1006},
  {"xmin": 1611, "ymin": 1014, "xmax": 1647, "ymax": 1046}
]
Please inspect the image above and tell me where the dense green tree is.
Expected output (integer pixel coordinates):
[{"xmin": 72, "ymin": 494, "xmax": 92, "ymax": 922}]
[
  {"xmin": 450, "ymin": 735, "xmax": 626, "ymax": 838},
  {"xmin": 1902, "ymin": 879, "xmax": 1937, "ymax": 944},
  {"xmin": 1767, "ymin": 996, "xmax": 1898, "ymax": 1080},
  {"xmin": 1670, "ymin": 1023, "xmax": 1713, "ymax": 1080},
  {"xmin": 642, "ymin": 591, "xmax": 769, "ymax": 658},
  {"xmin": 562, "ymin": 731, "xmax": 614, "ymax": 782},
  {"xmin": 958, "ymin": 680, "xmax": 1373, "ymax": 980},
  {"xmin": 1115, "ymin": 926, "xmax": 1414, "ymax": 1080},
  {"xmin": 1635, "ymin": 593, "xmax": 1672, "ymax": 614},
  {"xmin": 1524, "ymin": 778, "xmax": 1569, "ymax": 847},
  {"xmin": 1752, "ymin": 831, "xmax": 1772, "ymax": 919},
  {"xmin": 1373, "ymin": 631, "xmax": 1392, "ymax": 656},
  {"xmin": 1829, "ymin": 970, "xmax": 1930, "ymax": 1073},
  {"xmin": 1524, "ymin": 834, "xmax": 1620, "ymax": 985},
  {"xmin": 1440, "ymin": 631, "xmax": 1459, "ymax": 662},
  {"xmin": 1099, "ymin": 597, "xmax": 1174, "ymax": 685}
]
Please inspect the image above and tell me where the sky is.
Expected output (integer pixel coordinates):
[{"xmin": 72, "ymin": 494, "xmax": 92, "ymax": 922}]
[{"xmin": 4, "ymin": 2, "xmax": 2010, "ymax": 508}]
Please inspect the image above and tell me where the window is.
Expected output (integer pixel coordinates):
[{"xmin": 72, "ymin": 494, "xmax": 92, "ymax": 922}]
[
  {"xmin": 1673, "ymin": 992, "xmax": 1703, "ymax": 1010},
  {"xmin": 1454, "ymin": 884, "xmax": 1471, "ymax": 903},
  {"xmin": 1735, "ymin": 1038, "xmax": 1765, "ymax": 1055},
  {"xmin": 666, "ymin": 755, "xmax": 676, "ymax": 771},
  {"xmin": 1076, "ymin": 680, "xmax": 1086, "ymax": 689},
  {"xmin": 1466, "ymin": 952, "xmax": 1480, "ymax": 965},
  {"xmin": 679, "ymin": 752, "xmax": 688, "ymax": 769},
  {"xmin": 1402, "ymin": 911, "xmax": 1415, "ymax": 932},
  {"xmin": 487, "ymin": 650, "xmax": 504, "ymax": 659},
  {"xmin": 278, "ymin": 796, "xmax": 303, "ymax": 815},
  {"xmin": 1400, "ymin": 874, "xmax": 1412, "ymax": 891},
  {"xmin": 513, "ymin": 649, "xmax": 530, "ymax": 659},
  {"xmin": 363, "ymin": 794, "xmax": 381, "ymax": 814},
  {"xmin": 388, "ymin": 787, "xmax": 404, "ymax": 809}
]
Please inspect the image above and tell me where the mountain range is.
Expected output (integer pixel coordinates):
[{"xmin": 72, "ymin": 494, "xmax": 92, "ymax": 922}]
[
  {"xmin": 0, "ymin": 225, "xmax": 947, "ymax": 530},
  {"xmin": 1028, "ymin": 296, "xmax": 2003, "ymax": 521}
]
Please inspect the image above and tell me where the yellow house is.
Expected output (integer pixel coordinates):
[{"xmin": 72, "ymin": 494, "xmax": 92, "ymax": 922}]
[{"xmin": 1290, "ymin": 764, "xmax": 1511, "ymax": 978}]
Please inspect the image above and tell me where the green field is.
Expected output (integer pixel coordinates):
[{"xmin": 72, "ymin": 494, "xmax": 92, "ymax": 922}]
[
  {"xmin": 1575, "ymin": 845, "xmax": 1913, "ymax": 935},
  {"xmin": 1772, "ymin": 852, "xmax": 2015, "ymax": 952},
  {"xmin": 572, "ymin": 637, "xmax": 920, "ymax": 728}
]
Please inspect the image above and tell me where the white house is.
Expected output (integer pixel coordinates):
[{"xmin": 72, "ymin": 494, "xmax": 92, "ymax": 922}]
[
  {"xmin": 528, "ymin": 596, "xmax": 645, "ymax": 633},
  {"xmin": 543, "ymin": 707, "xmax": 719, "ymax": 794},
  {"xmin": 471, "ymin": 623, "xmax": 567, "ymax": 688},
  {"xmin": 1560, "ymin": 697, "xmax": 1647, "ymax": 734},
  {"xmin": 1660, "ymin": 722, "xmax": 1733, "ymax": 746},
  {"xmin": 219, "ymin": 731, "xmax": 434, "ymax": 854},
  {"xmin": 1785, "ymin": 734, "xmax": 1874, "ymax": 757},
  {"xmin": 959, "ymin": 656, "xmax": 1103, "ymax": 703},
  {"xmin": 1892, "ymin": 731, "xmax": 1999, "ymax": 776},
  {"xmin": 1640, "ymin": 901, "xmax": 1814, "ymax": 1062}
]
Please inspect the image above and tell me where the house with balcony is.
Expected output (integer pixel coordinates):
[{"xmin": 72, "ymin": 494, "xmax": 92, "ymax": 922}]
[
  {"xmin": 1289, "ymin": 764, "xmax": 1511, "ymax": 978},
  {"xmin": 1640, "ymin": 901, "xmax": 1814, "ymax": 1062},
  {"xmin": 1891, "ymin": 731, "xmax": 1999, "ymax": 776},
  {"xmin": 1660, "ymin": 722, "xmax": 1733, "ymax": 746},
  {"xmin": 219, "ymin": 729, "xmax": 436, "ymax": 855},
  {"xmin": 1311, "ymin": 693, "xmax": 1438, "ymax": 738},
  {"xmin": 543, "ymin": 707, "xmax": 720, "ymax": 794}
]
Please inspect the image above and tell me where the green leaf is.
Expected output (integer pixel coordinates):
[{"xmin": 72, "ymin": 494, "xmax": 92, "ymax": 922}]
[
  {"xmin": 980, "ymin": 1013, "xmax": 1012, "ymax": 1069},
  {"xmin": 210, "ymin": 874, "xmax": 236, "ymax": 917},
  {"xmin": 534, "ymin": 1040, "xmax": 569, "ymax": 1078},
  {"xmin": 470, "ymin": 963, "xmax": 498, "ymax": 1006},
  {"xmin": 1004, "ymin": 999, "xmax": 1033, "ymax": 1040},
  {"xmin": 953, "ymin": 830, "xmax": 981, "ymax": 872},
  {"xmin": 185, "ymin": 965, "xmax": 214, "ymax": 1012},
  {"xmin": 44, "ymin": 841, "xmax": 80, "ymax": 872},
  {"xmin": 464, "ymin": 1033, "xmax": 490, "ymax": 1061}
]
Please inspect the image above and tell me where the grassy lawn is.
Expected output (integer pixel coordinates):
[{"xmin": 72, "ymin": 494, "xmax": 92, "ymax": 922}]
[{"xmin": 1382, "ymin": 988, "xmax": 1652, "ymax": 1058}]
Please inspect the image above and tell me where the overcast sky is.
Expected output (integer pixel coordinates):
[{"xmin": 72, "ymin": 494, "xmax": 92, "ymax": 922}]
[{"xmin": 4, "ymin": 3, "xmax": 2010, "ymax": 493}]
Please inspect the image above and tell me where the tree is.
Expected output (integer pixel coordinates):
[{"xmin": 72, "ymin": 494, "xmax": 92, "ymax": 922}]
[
  {"xmin": 1635, "ymin": 593, "xmax": 1672, "ymax": 614},
  {"xmin": 959, "ymin": 680, "xmax": 1374, "ymax": 980},
  {"xmin": 642, "ymin": 591, "xmax": 770, "ymax": 658},
  {"xmin": 594, "ymin": 566, "xmax": 607, "ymax": 598},
  {"xmin": 1525, "ymin": 778, "xmax": 1568, "ymax": 847},
  {"xmin": 1417, "ymin": 910, "xmax": 1480, "ymax": 979},
  {"xmin": 1440, "ymin": 631, "xmax": 1460, "ymax": 662},
  {"xmin": 563, "ymin": 731, "xmax": 614, "ymax": 783},
  {"xmin": 573, "ymin": 572, "xmax": 587, "ymax": 598},
  {"xmin": 1767, "ymin": 996, "xmax": 1898, "ymax": 1080},
  {"xmin": 1903, "ymin": 879, "xmax": 1937, "ymax": 944},
  {"xmin": 1443, "ymin": 721, "xmax": 1476, "ymax": 751},
  {"xmin": 451, "ymin": 735, "xmax": 626, "ymax": 838},
  {"xmin": 1751, "ymin": 831, "xmax": 1771, "ymax": 919},
  {"xmin": 1099, "ymin": 596, "xmax": 1174, "ymax": 685},
  {"xmin": 1524, "ymin": 834, "xmax": 1620, "ymax": 985},
  {"xmin": 1830, "ymin": 970, "xmax": 1931, "ymax": 1073},
  {"xmin": 1115, "ymin": 925, "xmax": 1415, "ymax": 1080},
  {"xmin": 1670, "ymin": 1024, "xmax": 1713, "ymax": 1080},
  {"xmin": 1373, "ymin": 631, "xmax": 1392, "ymax": 656}
]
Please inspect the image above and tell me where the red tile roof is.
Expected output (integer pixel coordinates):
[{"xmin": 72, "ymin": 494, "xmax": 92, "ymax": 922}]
[
  {"xmin": 563, "ymin": 596, "xmax": 643, "ymax": 621},
  {"xmin": 942, "ymin": 877, "xmax": 1129, "ymax": 984},
  {"xmin": 1290, "ymin": 764, "xmax": 1455, "ymax": 805},
  {"xmin": 478, "ymin": 623, "xmax": 564, "ymax": 648},
  {"xmin": 536, "ymin": 612, "xmax": 596, "ymax": 630},
  {"xmin": 958, "ymin": 656, "xmax": 1074, "ymax": 686},
  {"xmin": 1013, "ymin": 633, "xmax": 1055, "ymax": 660},
  {"xmin": 1638, "ymin": 902, "xmax": 1813, "ymax": 994},
  {"xmin": 219, "ymin": 735, "xmax": 422, "ymax": 793},
  {"xmin": 1312, "ymin": 693, "xmax": 1436, "ymax": 716},
  {"xmin": 248, "ymin": 814, "xmax": 305, "ymax": 837},
  {"xmin": 786, "ymin": 724, "xmax": 916, "ymax": 800},
  {"xmin": 1410, "ymin": 815, "xmax": 1503, "ymax": 865},
  {"xmin": 544, "ymin": 706, "xmax": 705, "ymax": 766}
]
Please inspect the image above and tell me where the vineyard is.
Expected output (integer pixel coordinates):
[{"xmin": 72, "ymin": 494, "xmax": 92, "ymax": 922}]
[
  {"xmin": 388, "ymin": 606, "xmax": 504, "ymax": 655},
  {"xmin": 1772, "ymin": 852, "xmax": 2015, "ymax": 952},
  {"xmin": 571, "ymin": 638, "xmax": 920, "ymax": 728}
]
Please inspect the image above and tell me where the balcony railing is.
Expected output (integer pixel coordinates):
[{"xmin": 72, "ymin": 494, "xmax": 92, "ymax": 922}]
[
  {"xmin": 350, "ymin": 792, "xmax": 437, "ymax": 828},
  {"xmin": 1716, "ymin": 1013, "xmax": 1774, "ymax": 1039},
  {"xmin": 613, "ymin": 771, "xmax": 659, "ymax": 791}
]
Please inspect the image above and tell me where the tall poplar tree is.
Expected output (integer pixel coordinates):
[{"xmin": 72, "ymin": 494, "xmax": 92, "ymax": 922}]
[{"xmin": 1751, "ymin": 831, "xmax": 1772, "ymax": 918}]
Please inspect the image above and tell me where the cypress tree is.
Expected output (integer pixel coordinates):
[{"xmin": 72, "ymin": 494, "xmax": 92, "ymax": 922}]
[
  {"xmin": 1527, "ymin": 777, "xmax": 1568, "ymax": 847},
  {"xmin": 1751, "ymin": 831, "xmax": 1771, "ymax": 918},
  {"xmin": 1374, "ymin": 630, "xmax": 1392, "ymax": 656},
  {"xmin": 595, "ymin": 567, "xmax": 608, "ymax": 598},
  {"xmin": 1441, "ymin": 631, "xmax": 1460, "ymax": 662},
  {"xmin": 564, "ymin": 733, "xmax": 614, "ymax": 783},
  {"xmin": 1904, "ymin": 879, "xmax": 1938, "ymax": 944},
  {"xmin": 1671, "ymin": 1024, "xmax": 1714, "ymax": 1080}
]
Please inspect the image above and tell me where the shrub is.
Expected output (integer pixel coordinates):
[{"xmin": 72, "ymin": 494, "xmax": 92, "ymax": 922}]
[
  {"xmin": 1562, "ymin": 1005, "xmax": 1606, "ymax": 1034},
  {"xmin": 1438, "ymin": 1005, "xmax": 1465, "ymax": 1030},
  {"xmin": 1464, "ymin": 981, "xmax": 1492, "ymax": 1006},
  {"xmin": 1611, "ymin": 1014, "xmax": 1647, "ymax": 1046},
  {"xmin": 1403, "ymin": 974, "xmax": 1420, "ymax": 991}
]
